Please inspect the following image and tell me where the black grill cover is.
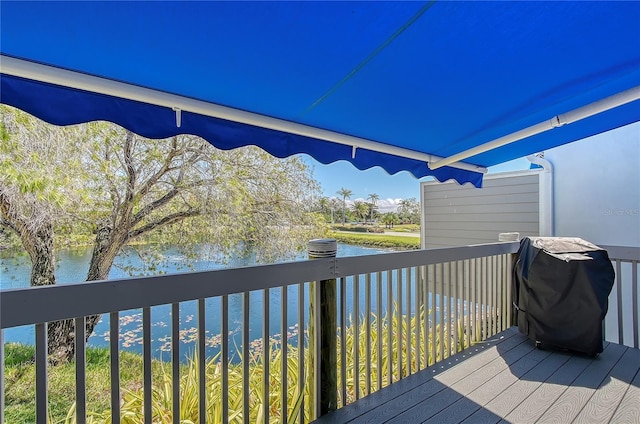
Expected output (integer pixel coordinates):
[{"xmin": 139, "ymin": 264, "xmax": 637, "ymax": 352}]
[{"xmin": 513, "ymin": 237, "xmax": 615, "ymax": 356}]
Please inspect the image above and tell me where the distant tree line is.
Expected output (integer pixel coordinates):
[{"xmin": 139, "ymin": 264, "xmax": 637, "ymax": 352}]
[{"xmin": 315, "ymin": 189, "xmax": 420, "ymax": 226}]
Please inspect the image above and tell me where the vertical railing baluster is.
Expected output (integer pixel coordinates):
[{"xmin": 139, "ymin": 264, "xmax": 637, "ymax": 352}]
[
  {"xmin": 422, "ymin": 266, "xmax": 428, "ymax": 369},
  {"xmin": 506, "ymin": 254, "xmax": 513, "ymax": 328},
  {"xmin": 449, "ymin": 262, "xmax": 458, "ymax": 355},
  {"xmin": 489, "ymin": 256, "xmax": 494, "ymax": 337},
  {"xmin": 490, "ymin": 256, "xmax": 495, "ymax": 337},
  {"xmin": 143, "ymin": 307, "xmax": 152, "ymax": 424},
  {"xmin": 487, "ymin": 257, "xmax": 493, "ymax": 337},
  {"xmin": 616, "ymin": 260, "xmax": 624, "ymax": 345},
  {"xmin": 485, "ymin": 257, "xmax": 491, "ymax": 337},
  {"xmin": 263, "ymin": 289, "xmax": 270, "ymax": 424},
  {"xmin": 483, "ymin": 257, "xmax": 489, "ymax": 340},
  {"xmin": 469, "ymin": 260, "xmax": 475, "ymax": 344},
  {"xmin": 376, "ymin": 272, "xmax": 382, "ymax": 391},
  {"xmin": 633, "ymin": 261, "xmax": 638, "ymax": 348},
  {"xmin": 0, "ymin": 329, "xmax": 4, "ymax": 424},
  {"xmin": 457, "ymin": 261, "xmax": 464, "ymax": 351},
  {"xmin": 340, "ymin": 277, "xmax": 347, "ymax": 406},
  {"xmin": 405, "ymin": 268, "xmax": 411, "ymax": 375},
  {"xmin": 414, "ymin": 267, "xmax": 421, "ymax": 371},
  {"xmin": 476, "ymin": 258, "xmax": 485, "ymax": 342},
  {"xmin": 110, "ymin": 312, "xmax": 121, "ymax": 424},
  {"xmin": 222, "ymin": 295, "xmax": 229, "ymax": 424},
  {"xmin": 197, "ymin": 299, "xmax": 206, "ymax": 424},
  {"xmin": 485, "ymin": 256, "xmax": 493, "ymax": 339},
  {"xmin": 493, "ymin": 255, "xmax": 502, "ymax": 334},
  {"xmin": 476, "ymin": 259, "xmax": 482, "ymax": 342},
  {"xmin": 243, "ymin": 292, "xmax": 250, "ymax": 424},
  {"xmin": 464, "ymin": 260, "xmax": 470, "ymax": 349},
  {"xmin": 172, "ymin": 303, "xmax": 180, "ymax": 424},
  {"xmin": 282, "ymin": 286, "xmax": 288, "ymax": 424},
  {"xmin": 491, "ymin": 255, "xmax": 498, "ymax": 335},
  {"xmin": 298, "ymin": 283, "xmax": 305, "ymax": 424},
  {"xmin": 397, "ymin": 269, "xmax": 403, "ymax": 379},
  {"xmin": 353, "ymin": 275, "xmax": 360, "ymax": 400},
  {"xmin": 386, "ymin": 270, "xmax": 393, "ymax": 383},
  {"xmin": 443, "ymin": 263, "xmax": 450, "ymax": 358},
  {"xmin": 364, "ymin": 273, "xmax": 371, "ymax": 396},
  {"xmin": 75, "ymin": 317, "xmax": 86, "ymax": 423},
  {"xmin": 438, "ymin": 263, "xmax": 444, "ymax": 361},
  {"xmin": 497, "ymin": 255, "xmax": 504, "ymax": 332},
  {"xmin": 36, "ymin": 323, "xmax": 48, "ymax": 424},
  {"xmin": 429, "ymin": 265, "xmax": 436, "ymax": 365}
]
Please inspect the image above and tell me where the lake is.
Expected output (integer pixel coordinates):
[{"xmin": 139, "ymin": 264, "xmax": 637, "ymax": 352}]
[{"xmin": 1, "ymin": 243, "xmax": 408, "ymax": 361}]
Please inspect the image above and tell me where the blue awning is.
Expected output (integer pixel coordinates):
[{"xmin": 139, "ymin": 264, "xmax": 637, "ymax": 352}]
[{"xmin": 2, "ymin": 1, "xmax": 639, "ymax": 187}]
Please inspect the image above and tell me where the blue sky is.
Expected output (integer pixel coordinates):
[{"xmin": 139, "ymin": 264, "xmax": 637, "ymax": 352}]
[{"xmin": 302, "ymin": 155, "xmax": 532, "ymax": 212}]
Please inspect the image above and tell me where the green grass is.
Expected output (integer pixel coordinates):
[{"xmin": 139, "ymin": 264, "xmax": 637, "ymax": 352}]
[
  {"xmin": 386, "ymin": 224, "xmax": 420, "ymax": 233},
  {"xmin": 3, "ymin": 345, "xmax": 175, "ymax": 424},
  {"xmin": 330, "ymin": 231, "xmax": 420, "ymax": 250},
  {"xmin": 4, "ymin": 306, "xmax": 468, "ymax": 424}
]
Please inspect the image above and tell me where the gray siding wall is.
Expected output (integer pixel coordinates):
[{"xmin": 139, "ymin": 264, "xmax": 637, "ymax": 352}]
[{"xmin": 421, "ymin": 172, "xmax": 540, "ymax": 248}]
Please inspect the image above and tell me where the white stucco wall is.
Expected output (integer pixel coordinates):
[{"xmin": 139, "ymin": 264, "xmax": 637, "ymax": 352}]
[{"xmin": 545, "ymin": 122, "xmax": 640, "ymax": 247}]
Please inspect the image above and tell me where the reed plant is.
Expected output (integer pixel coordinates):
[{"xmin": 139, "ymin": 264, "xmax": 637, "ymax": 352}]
[{"xmin": 4, "ymin": 306, "xmax": 471, "ymax": 424}]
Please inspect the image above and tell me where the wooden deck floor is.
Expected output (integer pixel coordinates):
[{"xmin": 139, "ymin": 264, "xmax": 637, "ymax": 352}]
[{"xmin": 313, "ymin": 327, "xmax": 640, "ymax": 424}]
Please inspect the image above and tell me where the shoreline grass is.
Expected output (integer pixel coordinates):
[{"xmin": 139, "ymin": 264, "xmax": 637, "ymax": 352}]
[{"xmin": 329, "ymin": 231, "xmax": 420, "ymax": 250}]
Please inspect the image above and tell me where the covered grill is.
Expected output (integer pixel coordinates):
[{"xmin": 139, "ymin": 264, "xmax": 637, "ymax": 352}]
[{"xmin": 513, "ymin": 237, "xmax": 615, "ymax": 356}]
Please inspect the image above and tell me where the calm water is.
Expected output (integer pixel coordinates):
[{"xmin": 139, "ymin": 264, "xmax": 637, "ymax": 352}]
[{"xmin": 1, "ymin": 243, "xmax": 411, "ymax": 361}]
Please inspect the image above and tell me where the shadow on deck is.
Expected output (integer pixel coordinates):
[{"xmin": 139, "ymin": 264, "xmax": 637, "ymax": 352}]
[{"xmin": 313, "ymin": 327, "xmax": 640, "ymax": 424}]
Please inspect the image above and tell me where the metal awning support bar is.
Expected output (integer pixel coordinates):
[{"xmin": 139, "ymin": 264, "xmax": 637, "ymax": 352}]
[
  {"xmin": 0, "ymin": 55, "xmax": 487, "ymax": 174},
  {"xmin": 429, "ymin": 85, "xmax": 640, "ymax": 170}
]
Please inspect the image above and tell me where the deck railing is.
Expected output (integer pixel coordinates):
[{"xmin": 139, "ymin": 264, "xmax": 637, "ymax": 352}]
[
  {"xmin": 602, "ymin": 245, "xmax": 640, "ymax": 349},
  {"xmin": 1, "ymin": 241, "xmax": 637, "ymax": 423}
]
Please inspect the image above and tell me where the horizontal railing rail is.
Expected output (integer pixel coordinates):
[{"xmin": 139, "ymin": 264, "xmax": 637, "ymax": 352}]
[{"xmin": 1, "ymin": 242, "xmax": 519, "ymax": 329}]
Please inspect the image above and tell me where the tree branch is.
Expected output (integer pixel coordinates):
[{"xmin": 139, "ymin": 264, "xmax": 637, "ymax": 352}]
[
  {"xmin": 130, "ymin": 179, "xmax": 212, "ymax": 226},
  {"xmin": 123, "ymin": 131, "xmax": 136, "ymax": 206},
  {"xmin": 0, "ymin": 190, "xmax": 25, "ymax": 236},
  {"xmin": 134, "ymin": 136, "xmax": 182, "ymax": 200},
  {"xmin": 127, "ymin": 209, "xmax": 200, "ymax": 240}
]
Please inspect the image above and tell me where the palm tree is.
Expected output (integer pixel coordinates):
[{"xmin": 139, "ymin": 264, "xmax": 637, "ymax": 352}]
[
  {"xmin": 337, "ymin": 188, "xmax": 352, "ymax": 224},
  {"xmin": 367, "ymin": 193, "xmax": 379, "ymax": 223},
  {"xmin": 352, "ymin": 201, "xmax": 369, "ymax": 222},
  {"xmin": 382, "ymin": 212, "xmax": 399, "ymax": 229}
]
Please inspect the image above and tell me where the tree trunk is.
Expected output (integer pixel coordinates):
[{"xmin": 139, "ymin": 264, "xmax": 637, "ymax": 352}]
[
  {"xmin": 83, "ymin": 223, "xmax": 127, "ymax": 345},
  {"xmin": 48, "ymin": 223, "xmax": 125, "ymax": 364},
  {"xmin": 16, "ymin": 221, "xmax": 77, "ymax": 365}
]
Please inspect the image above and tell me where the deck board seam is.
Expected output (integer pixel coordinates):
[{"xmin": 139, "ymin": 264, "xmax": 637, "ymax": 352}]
[
  {"xmin": 570, "ymin": 345, "xmax": 631, "ymax": 423},
  {"xmin": 324, "ymin": 329, "xmax": 523, "ymax": 424},
  {"xmin": 461, "ymin": 351, "xmax": 575, "ymax": 424},
  {"xmin": 422, "ymin": 343, "xmax": 556, "ymax": 423},
  {"xmin": 599, "ymin": 346, "xmax": 640, "ymax": 424},
  {"xmin": 377, "ymin": 337, "xmax": 534, "ymax": 423},
  {"xmin": 537, "ymin": 343, "xmax": 627, "ymax": 423}
]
